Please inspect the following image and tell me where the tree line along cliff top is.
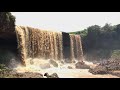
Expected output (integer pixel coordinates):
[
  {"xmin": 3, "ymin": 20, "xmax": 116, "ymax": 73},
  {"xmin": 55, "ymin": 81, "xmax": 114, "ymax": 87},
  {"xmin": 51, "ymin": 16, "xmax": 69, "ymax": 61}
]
[{"xmin": 0, "ymin": 12, "xmax": 15, "ymax": 32}]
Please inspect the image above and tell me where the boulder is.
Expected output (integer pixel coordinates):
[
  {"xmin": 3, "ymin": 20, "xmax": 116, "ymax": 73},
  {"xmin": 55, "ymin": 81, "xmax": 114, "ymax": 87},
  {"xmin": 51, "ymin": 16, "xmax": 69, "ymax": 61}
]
[
  {"xmin": 49, "ymin": 59, "xmax": 58, "ymax": 67},
  {"xmin": 89, "ymin": 65, "xmax": 108, "ymax": 74},
  {"xmin": 44, "ymin": 72, "xmax": 59, "ymax": 78},
  {"xmin": 68, "ymin": 66, "xmax": 73, "ymax": 69},
  {"xmin": 75, "ymin": 61, "xmax": 90, "ymax": 69},
  {"xmin": 109, "ymin": 71, "xmax": 120, "ymax": 77},
  {"xmin": 10, "ymin": 72, "xmax": 44, "ymax": 78},
  {"xmin": 72, "ymin": 60, "xmax": 76, "ymax": 63},
  {"xmin": 60, "ymin": 60, "xmax": 65, "ymax": 64},
  {"xmin": 98, "ymin": 59, "xmax": 120, "ymax": 71},
  {"xmin": 65, "ymin": 59, "xmax": 72, "ymax": 63}
]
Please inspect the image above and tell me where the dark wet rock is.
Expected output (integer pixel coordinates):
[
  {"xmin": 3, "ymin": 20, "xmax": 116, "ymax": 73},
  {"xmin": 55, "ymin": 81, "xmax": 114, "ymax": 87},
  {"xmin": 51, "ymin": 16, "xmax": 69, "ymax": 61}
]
[
  {"xmin": 49, "ymin": 59, "xmax": 58, "ymax": 67},
  {"xmin": 0, "ymin": 64, "xmax": 44, "ymax": 78},
  {"xmin": 0, "ymin": 69, "xmax": 44, "ymax": 78},
  {"xmin": 40, "ymin": 63, "xmax": 51, "ymax": 69},
  {"xmin": 89, "ymin": 65, "xmax": 108, "ymax": 74},
  {"xmin": 98, "ymin": 59, "xmax": 120, "ymax": 71},
  {"xmin": 12, "ymin": 72, "xmax": 43, "ymax": 78},
  {"xmin": 108, "ymin": 71, "xmax": 120, "ymax": 77},
  {"xmin": 88, "ymin": 59, "xmax": 120, "ymax": 75},
  {"xmin": 19, "ymin": 72, "xmax": 43, "ymax": 78},
  {"xmin": 60, "ymin": 60, "xmax": 64, "ymax": 64},
  {"xmin": 72, "ymin": 60, "xmax": 76, "ymax": 63},
  {"xmin": 68, "ymin": 66, "xmax": 73, "ymax": 69},
  {"xmin": 65, "ymin": 59, "xmax": 72, "ymax": 63},
  {"xmin": 44, "ymin": 72, "xmax": 59, "ymax": 78},
  {"xmin": 75, "ymin": 61, "xmax": 90, "ymax": 69}
]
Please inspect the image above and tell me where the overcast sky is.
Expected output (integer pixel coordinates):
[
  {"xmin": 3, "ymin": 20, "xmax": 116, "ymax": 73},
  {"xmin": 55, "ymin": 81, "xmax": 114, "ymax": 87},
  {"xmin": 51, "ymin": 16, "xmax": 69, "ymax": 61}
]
[{"xmin": 11, "ymin": 12, "xmax": 120, "ymax": 32}]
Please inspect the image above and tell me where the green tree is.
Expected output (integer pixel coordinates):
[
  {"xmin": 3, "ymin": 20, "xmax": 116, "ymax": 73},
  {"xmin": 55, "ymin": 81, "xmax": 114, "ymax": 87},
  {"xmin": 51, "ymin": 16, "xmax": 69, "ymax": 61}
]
[
  {"xmin": 86, "ymin": 25, "xmax": 101, "ymax": 49},
  {"xmin": 0, "ymin": 12, "xmax": 15, "ymax": 32}
]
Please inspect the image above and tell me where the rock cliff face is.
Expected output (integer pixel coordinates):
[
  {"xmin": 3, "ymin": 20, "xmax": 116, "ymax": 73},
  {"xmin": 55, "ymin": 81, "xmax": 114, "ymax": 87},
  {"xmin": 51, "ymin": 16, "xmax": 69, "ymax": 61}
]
[{"xmin": 0, "ymin": 12, "xmax": 18, "ymax": 65}]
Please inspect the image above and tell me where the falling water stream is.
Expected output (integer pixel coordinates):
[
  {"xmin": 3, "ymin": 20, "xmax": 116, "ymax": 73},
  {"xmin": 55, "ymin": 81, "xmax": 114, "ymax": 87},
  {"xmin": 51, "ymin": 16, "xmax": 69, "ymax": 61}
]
[
  {"xmin": 15, "ymin": 26, "xmax": 83, "ymax": 66},
  {"xmin": 10, "ymin": 26, "xmax": 119, "ymax": 78}
]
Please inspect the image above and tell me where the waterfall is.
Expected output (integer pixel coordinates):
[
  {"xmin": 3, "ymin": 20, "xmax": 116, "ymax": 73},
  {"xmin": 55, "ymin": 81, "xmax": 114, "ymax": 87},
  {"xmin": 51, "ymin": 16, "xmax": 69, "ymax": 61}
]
[
  {"xmin": 70, "ymin": 34, "xmax": 83, "ymax": 62},
  {"xmin": 74, "ymin": 35, "xmax": 83, "ymax": 61},
  {"xmin": 70, "ymin": 34, "xmax": 75, "ymax": 62},
  {"xmin": 15, "ymin": 26, "xmax": 83, "ymax": 66}
]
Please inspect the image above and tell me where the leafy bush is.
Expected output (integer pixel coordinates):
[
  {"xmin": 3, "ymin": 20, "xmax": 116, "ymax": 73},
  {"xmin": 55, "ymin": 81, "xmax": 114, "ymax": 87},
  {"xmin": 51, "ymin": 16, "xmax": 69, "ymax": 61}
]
[
  {"xmin": 69, "ymin": 23, "xmax": 120, "ymax": 61},
  {"xmin": 111, "ymin": 50, "xmax": 120, "ymax": 59},
  {"xmin": 0, "ymin": 12, "xmax": 15, "ymax": 32}
]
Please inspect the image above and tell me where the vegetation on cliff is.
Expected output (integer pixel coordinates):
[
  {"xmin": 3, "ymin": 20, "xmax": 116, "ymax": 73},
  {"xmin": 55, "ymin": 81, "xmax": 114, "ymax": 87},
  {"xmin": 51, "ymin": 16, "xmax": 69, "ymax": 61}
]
[
  {"xmin": 0, "ymin": 12, "xmax": 17, "ymax": 66},
  {"xmin": 70, "ymin": 23, "xmax": 120, "ymax": 61},
  {"xmin": 0, "ymin": 12, "xmax": 15, "ymax": 32}
]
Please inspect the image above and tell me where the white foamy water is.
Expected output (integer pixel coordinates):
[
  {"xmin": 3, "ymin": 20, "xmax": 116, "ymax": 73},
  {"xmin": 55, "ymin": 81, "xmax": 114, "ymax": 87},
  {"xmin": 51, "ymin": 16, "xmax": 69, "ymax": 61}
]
[{"xmin": 14, "ymin": 59, "xmax": 119, "ymax": 78}]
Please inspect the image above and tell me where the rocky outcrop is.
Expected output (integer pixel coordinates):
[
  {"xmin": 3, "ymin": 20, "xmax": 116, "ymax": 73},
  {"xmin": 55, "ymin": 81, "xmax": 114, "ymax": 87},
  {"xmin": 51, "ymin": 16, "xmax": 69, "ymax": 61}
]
[
  {"xmin": 15, "ymin": 72, "xmax": 43, "ymax": 78},
  {"xmin": 89, "ymin": 59, "xmax": 120, "ymax": 75},
  {"xmin": 49, "ymin": 59, "xmax": 58, "ymax": 67},
  {"xmin": 68, "ymin": 66, "xmax": 73, "ymax": 69},
  {"xmin": 99, "ymin": 59, "xmax": 120, "ymax": 71},
  {"xmin": 75, "ymin": 61, "xmax": 90, "ymax": 69},
  {"xmin": 0, "ymin": 64, "xmax": 43, "ymax": 78},
  {"xmin": 44, "ymin": 72, "xmax": 59, "ymax": 78},
  {"xmin": 89, "ymin": 65, "xmax": 108, "ymax": 74}
]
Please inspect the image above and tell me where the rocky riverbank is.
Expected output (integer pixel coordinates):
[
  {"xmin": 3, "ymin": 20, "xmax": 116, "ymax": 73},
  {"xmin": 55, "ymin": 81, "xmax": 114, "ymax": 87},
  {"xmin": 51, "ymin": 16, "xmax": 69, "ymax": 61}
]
[
  {"xmin": 88, "ymin": 59, "xmax": 120, "ymax": 77},
  {"xmin": 0, "ymin": 64, "xmax": 43, "ymax": 78},
  {"xmin": 0, "ymin": 59, "xmax": 120, "ymax": 78}
]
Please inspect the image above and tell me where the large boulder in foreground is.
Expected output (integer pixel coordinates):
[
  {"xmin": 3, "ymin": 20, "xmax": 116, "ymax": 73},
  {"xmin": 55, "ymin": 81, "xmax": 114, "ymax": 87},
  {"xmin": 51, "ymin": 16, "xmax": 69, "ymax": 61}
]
[
  {"xmin": 89, "ymin": 65, "xmax": 108, "ymax": 74},
  {"xmin": 44, "ymin": 73, "xmax": 59, "ymax": 78},
  {"xmin": 102, "ymin": 59, "xmax": 120, "ymax": 71},
  {"xmin": 18, "ymin": 72, "xmax": 43, "ymax": 78},
  {"xmin": 75, "ymin": 61, "xmax": 90, "ymax": 69},
  {"xmin": 0, "ymin": 64, "xmax": 44, "ymax": 78},
  {"xmin": 88, "ymin": 59, "xmax": 120, "ymax": 75},
  {"xmin": 8, "ymin": 71, "xmax": 44, "ymax": 78}
]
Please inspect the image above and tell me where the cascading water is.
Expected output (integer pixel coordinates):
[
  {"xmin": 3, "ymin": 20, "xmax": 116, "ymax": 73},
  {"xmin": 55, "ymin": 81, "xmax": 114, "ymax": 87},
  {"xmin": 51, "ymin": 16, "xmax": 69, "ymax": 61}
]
[
  {"xmin": 70, "ymin": 34, "xmax": 83, "ymax": 62},
  {"xmin": 15, "ymin": 26, "xmax": 64, "ymax": 66},
  {"xmin": 70, "ymin": 34, "xmax": 75, "ymax": 62},
  {"xmin": 15, "ymin": 26, "xmax": 83, "ymax": 67},
  {"xmin": 75, "ymin": 35, "xmax": 83, "ymax": 61}
]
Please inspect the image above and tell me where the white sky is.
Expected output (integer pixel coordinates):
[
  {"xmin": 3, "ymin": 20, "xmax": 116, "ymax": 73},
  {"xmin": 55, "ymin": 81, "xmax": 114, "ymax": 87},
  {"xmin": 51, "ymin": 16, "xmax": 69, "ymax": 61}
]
[{"xmin": 11, "ymin": 12, "xmax": 120, "ymax": 32}]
